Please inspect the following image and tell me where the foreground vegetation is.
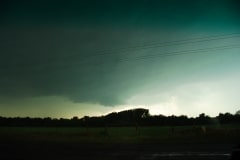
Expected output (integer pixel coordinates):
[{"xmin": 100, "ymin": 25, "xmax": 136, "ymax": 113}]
[
  {"xmin": 1, "ymin": 124, "xmax": 240, "ymax": 144},
  {"xmin": 1, "ymin": 109, "xmax": 239, "ymax": 144}
]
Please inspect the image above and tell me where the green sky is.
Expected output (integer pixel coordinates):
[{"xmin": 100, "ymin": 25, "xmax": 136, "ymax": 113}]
[{"xmin": 0, "ymin": 0, "xmax": 240, "ymax": 118}]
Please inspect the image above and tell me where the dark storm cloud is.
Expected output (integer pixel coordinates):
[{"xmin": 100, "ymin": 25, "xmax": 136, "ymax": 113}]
[
  {"xmin": 0, "ymin": 0, "xmax": 240, "ymax": 106},
  {"xmin": 0, "ymin": 28, "xmax": 158, "ymax": 106},
  {"xmin": 1, "ymin": 0, "xmax": 239, "ymax": 27}
]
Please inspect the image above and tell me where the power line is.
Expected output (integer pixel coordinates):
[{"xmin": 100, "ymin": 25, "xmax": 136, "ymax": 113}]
[
  {"xmin": 117, "ymin": 44, "xmax": 240, "ymax": 63},
  {"xmin": 55, "ymin": 44, "xmax": 240, "ymax": 68},
  {"xmin": 83, "ymin": 33, "xmax": 240, "ymax": 58},
  {"xmin": 2, "ymin": 34, "xmax": 240, "ymax": 70},
  {"xmin": 29, "ymin": 33, "xmax": 240, "ymax": 66},
  {"xmin": 90, "ymin": 33, "xmax": 240, "ymax": 53}
]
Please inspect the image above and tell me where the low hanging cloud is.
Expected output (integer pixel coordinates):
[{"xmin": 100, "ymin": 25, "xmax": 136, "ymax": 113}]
[
  {"xmin": 0, "ymin": 28, "xmax": 166, "ymax": 106},
  {"xmin": 1, "ymin": 26, "xmax": 240, "ymax": 107},
  {"xmin": 1, "ymin": 0, "xmax": 240, "ymax": 108}
]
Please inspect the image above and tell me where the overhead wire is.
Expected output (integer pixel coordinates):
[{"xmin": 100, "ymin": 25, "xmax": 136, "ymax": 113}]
[
  {"xmin": 55, "ymin": 43, "xmax": 240, "ymax": 69},
  {"xmin": 2, "ymin": 33, "xmax": 240, "ymax": 70},
  {"xmin": 117, "ymin": 44, "xmax": 240, "ymax": 63},
  {"xmin": 82, "ymin": 32, "xmax": 240, "ymax": 58}
]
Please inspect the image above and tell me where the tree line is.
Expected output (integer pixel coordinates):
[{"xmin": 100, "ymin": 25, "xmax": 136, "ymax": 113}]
[{"xmin": 0, "ymin": 108, "xmax": 239, "ymax": 127}]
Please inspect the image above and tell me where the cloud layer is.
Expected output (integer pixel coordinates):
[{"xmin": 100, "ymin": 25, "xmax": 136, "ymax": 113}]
[{"xmin": 0, "ymin": 0, "xmax": 240, "ymax": 115}]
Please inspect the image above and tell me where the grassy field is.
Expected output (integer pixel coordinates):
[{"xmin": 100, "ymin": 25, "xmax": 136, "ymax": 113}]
[{"xmin": 0, "ymin": 125, "xmax": 240, "ymax": 144}]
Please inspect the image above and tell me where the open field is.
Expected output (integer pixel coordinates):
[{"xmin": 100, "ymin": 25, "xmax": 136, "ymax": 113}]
[
  {"xmin": 0, "ymin": 125, "xmax": 239, "ymax": 159},
  {"xmin": 0, "ymin": 125, "xmax": 240, "ymax": 144}
]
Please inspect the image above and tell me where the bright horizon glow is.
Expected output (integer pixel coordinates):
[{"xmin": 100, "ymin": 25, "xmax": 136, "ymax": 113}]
[
  {"xmin": 0, "ymin": 71, "xmax": 239, "ymax": 118},
  {"xmin": 0, "ymin": 95, "xmax": 237, "ymax": 119}
]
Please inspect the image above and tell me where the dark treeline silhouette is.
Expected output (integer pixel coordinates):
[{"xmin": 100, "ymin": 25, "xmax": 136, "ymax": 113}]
[{"xmin": 0, "ymin": 108, "xmax": 240, "ymax": 127}]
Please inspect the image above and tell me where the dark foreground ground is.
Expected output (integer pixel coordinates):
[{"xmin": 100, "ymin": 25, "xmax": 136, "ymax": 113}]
[
  {"xmin": 0, "ymin": 142, "xmax": 235, "ymax": 160},
  {"xmin": 1, "ymin": 126, "xmax": 239, "ymax": 159}
]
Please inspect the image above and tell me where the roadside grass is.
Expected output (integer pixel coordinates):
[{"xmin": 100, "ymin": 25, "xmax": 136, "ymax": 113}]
[{"xmin": 0, "ymin": 124, "xmax": 239, "ymax": 144}]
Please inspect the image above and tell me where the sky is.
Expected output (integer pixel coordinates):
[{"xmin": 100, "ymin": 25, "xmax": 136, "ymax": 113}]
[{"xmin": 0, "ymin": 0, "xmax": 240, "ymax": 118}]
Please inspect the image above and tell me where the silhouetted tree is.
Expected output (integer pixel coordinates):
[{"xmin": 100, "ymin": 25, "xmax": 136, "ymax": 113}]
[
  {"xmin": 0, "ymin": 109, "xmax": 239, "ymax": 127},
  {"xmin": 236, "ymin": 110, "xmax": 240, "ymax": 115}
]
